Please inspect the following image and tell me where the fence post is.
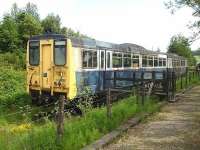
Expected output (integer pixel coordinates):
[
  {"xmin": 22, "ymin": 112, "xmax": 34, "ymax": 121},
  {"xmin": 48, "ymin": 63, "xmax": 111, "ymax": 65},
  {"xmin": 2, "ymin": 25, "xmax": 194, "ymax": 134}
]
[
  {"xmin": 181, "ymin": 74, "xmax": 183, "ymax": 89},
  {"xmin": 107, "ymin": 88, "xmax": 111, "ymax": 118},
  {"xmin": 136, "ymin": 81, "xmax": 139, "ymax": 104},
  {"xmin": 166, "ymin": 70, "xmax": 170, "ymax": 101},
  {"xmin": 113, "ymin": 71, "xmax": 117, "ymax": 88},
  {"xmin": 185, "ymin": 68, "xmax": 188, "ymax": 87},
  {"xmin": 57, "ymin": 95, "xmax": 65, "ymax": 142},
  {"xmin": 193, "ymin": 70, "xmax": 195, "ymax": 80},
  {"xmin": 141, "ymin": 72, "xmax": 145, "ymax": 105},
  {"xmin": 132, "ymin": 71, "xmax": 135, "ymax": 87},
  {"xmin": 172, "ymin": 71, "xmax": 176, "ymax": 100}
]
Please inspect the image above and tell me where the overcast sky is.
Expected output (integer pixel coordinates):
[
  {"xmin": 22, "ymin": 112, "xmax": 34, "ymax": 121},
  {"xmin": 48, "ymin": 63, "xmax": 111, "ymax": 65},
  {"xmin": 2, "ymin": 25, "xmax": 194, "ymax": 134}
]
[{"xmin": 0, "ymin": 0, "xmax": 199, "ymax": 51}]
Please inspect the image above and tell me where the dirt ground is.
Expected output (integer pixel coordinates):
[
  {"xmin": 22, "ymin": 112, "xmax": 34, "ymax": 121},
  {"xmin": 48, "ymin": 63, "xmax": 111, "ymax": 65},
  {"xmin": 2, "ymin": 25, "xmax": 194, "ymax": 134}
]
[{"xmin": 104, "ymin": 86, "xmax": 200, "ymax": 150}]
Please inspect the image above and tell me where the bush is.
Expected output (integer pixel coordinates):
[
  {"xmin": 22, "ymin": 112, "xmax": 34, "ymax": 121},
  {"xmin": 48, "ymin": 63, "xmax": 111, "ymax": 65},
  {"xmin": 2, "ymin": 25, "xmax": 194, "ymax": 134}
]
[
  {"xmin": 0, "ymin": 51, "xmax": 26, "ymax": 69},
  {"xmin": 0, "ymin": 66, "xmax": 30, "ymax": 108}
]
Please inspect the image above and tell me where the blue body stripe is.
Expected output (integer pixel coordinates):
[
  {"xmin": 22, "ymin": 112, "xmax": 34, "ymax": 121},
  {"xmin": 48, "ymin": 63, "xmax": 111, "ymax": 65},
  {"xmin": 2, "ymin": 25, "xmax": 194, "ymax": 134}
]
[{"xmin": 75, "ymin": 67, "xmax": 186, "ymax": 95}]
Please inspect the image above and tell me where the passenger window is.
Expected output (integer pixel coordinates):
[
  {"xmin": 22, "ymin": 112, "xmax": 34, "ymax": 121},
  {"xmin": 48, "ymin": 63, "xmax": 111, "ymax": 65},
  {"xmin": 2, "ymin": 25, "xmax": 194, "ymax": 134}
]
[
  {"xmin": 124, "ymin": 53, "xmax": 131, "ymax": 67},
  {"xmin": 29, "ymin": 41, "xmax": 39, "ymax": 66},
  {"xmin": 100, "ymin": 51, "xmax": 105, "ymax": 69},
  {"xmin": 163, "ymin": 58, "xmax": 166, "ymax": 67},
  {"xmin": 112, "ymin": 52, "xmax": 122, "ymax": 68},
  {"xmin": 132, "ymin": 55, "xmax": 139, "ymax": 68},
  {"xmin": 154, "ymin": 56, "xmax": 158, "ymax": 67},
  {"xmin": 148, "ymin": 56, "xmax": 153, "ymax": 67},
  {"xmin": 82, "ymin": 50, "xmax": 97, "ymax": 68},
  {"xmin": 142, "ymin": 56, "xmax": 147, "ymax": 67},
  {"xmin": 181, "ymin": 60, "xmax": 185, "ymax": 66},
  {"xmin": 54, "ymin": 41, "xmax": 66, "ymax": 65},
  {"xmin": 159, "ymin": 58, "xmax": 163, "ymax": 66},
  {"xmin": 106, "ymin": 52, "xmax": 110, "ymax": 68}
]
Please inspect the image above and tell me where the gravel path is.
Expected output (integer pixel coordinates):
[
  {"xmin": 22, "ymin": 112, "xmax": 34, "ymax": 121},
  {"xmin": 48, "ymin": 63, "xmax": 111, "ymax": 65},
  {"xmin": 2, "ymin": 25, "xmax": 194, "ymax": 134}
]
[{"xmin": 104, "ymin": 86, "xmax": 200, "ymax": 150}]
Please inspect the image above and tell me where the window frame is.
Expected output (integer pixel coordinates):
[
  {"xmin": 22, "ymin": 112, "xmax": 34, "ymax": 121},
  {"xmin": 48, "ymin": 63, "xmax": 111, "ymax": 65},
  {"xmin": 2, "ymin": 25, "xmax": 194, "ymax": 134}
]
[
  {"xmin": 82, "ymin": 49, "xmax": 98, "ymax": 69},
  {"xmin": 29, "ymin": 41, "xmax": 40, "ymax": 66},
  {"xmin": 106, "ymin": 51, "xmax": 112, "ymax": 69},
  {"xmin": 154, "ymin": 56, "xmax": 158, "ymax": 67},
  {"xmin": 132, "ymin": 54, "xmax": 140, "ymax": 68},
  {"xmin": 112, "ymin": 52, "xmax": 123, "ymax": 68},
  {"xmin": 147, "ymin": 56, "xmax": 153, "ymax": 67},
  {"xmin": 142, "ymin": 55, "xmax": 148, "ymax": 67},
  {"xmin": 54, "ymin": 40, "xmax": 67, "ymax": 66},
  {"xmin": 123, "ymin": 53, "xmax": 132, "ymax": 68},
  {"xmin": 100, "ymin": 50, "xmax": 105, "ymax": 69}
]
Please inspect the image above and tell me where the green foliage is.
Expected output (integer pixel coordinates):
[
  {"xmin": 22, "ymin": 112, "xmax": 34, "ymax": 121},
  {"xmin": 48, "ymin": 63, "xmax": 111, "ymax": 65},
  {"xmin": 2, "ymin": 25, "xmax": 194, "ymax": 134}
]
[
  {"xmin": 0, "ymin": 15, "xmax": 19, "ymax": 52},
  {"xmin": 0, "ymin": 66, "xmax": 30, "ymax": 107},
  {"xmin": 168, "ymin": 34, "xmax": 196, "ymax": 66},
  {"xmin": 24, "ymin": 2, "xmax": 40, "ymax": 20},
  {"xmin": 42, "ymin": 14, "xmax": 61, "ymax": 34},
  {"xmin": 0, "ymin": 52, "xmax": 26, "ymax": 69},
  {"xmin": 0, "ymin": 96, "xmax": 160, "ymax": 150},
  {"xmin": 17, "ymin": 12, "xmax": 43, "ymax": 48}
]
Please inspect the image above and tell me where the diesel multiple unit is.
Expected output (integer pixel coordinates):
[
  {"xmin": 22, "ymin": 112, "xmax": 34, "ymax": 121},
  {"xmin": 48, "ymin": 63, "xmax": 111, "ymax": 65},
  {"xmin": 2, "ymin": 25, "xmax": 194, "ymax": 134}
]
[{"xmin": 27, "ymin": 34, "xmax": 187, "ymax": 103}]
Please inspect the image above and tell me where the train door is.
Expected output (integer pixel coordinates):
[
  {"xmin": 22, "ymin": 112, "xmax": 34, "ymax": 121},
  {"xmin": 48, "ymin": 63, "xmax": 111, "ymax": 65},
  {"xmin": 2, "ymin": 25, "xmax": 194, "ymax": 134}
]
[{"xmin": 41, "ymin": 43, "xmax": 52, "ymax": 89}]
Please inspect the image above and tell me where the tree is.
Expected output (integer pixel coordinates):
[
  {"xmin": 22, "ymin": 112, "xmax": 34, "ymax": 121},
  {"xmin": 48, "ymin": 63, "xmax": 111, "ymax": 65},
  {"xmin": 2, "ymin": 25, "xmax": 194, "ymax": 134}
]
[
  {"xmin": 42, "ymin": 14, "xmax": 61, "ymax": 33},
  {"xmin": 165, "ymin": 0, "xmax": 200, "ymax": 41},
  {"xmin": 0, "ymin": 15, "xmax": 19, "ymax": 52},
  {"xmin": 24, "ymin": 2, "xmax": 40, "ymax": 20},
  {"xmin": 168, "ymin": 34, "xmax": 196, "ymax": 65},
  {"xmin": 10, "ymin": 3, "xmax": 20, "ymax": 20},
  {"xmin": 17, "ymin": 13, "xmax": 43, "ymax": 48}
]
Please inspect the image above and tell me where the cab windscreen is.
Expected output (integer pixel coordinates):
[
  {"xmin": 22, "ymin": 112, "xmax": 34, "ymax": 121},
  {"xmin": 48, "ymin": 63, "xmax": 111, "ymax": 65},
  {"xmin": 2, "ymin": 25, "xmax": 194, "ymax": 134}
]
[
  {"xmin": 54, "ymin": 40, "xmax": 66, "ymax": 65},
  {"xmin": 29, "ymin": 41, "xmax": 40, "ymax": 66}
]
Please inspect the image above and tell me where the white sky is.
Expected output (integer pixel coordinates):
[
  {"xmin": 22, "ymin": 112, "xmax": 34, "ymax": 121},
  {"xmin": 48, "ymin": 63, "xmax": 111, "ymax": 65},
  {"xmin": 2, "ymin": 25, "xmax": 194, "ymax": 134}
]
[{"xmin": 0, "ymin": 0, "xmax": 199, "ymax": 51}]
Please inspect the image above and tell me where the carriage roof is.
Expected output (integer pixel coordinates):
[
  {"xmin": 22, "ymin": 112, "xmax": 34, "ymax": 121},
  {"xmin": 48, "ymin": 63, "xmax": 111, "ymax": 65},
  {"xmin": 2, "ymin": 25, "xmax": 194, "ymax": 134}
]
[{"xmin": 29, "ymin": 34, "xmax": 186, "ymax": 60}]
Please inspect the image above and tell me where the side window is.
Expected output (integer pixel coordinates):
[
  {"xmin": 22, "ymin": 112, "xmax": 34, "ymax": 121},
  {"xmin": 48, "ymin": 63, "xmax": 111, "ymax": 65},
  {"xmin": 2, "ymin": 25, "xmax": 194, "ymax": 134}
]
[
  {"xmin": 112, "ymin": 52, "xmax": 122, "ymax": 68},
  {"xmin": 159, "ymin": 58, "xmax": 163, "ymax": 66},
  {"xmin": 172, "ymin": 59, "xmax": 175, "ymax": 67},
  {"xmin": 132, "ymin": 55, "xmax": 139, "ymax": 68},
  {"xmin": 154, "ymin": 56, "xmax": 158, "ymax": 67},
  {"xmin": 29, "ymin": 41, "xmax": 40, "ymax": 66},
  {"xmin": 100, "ymin": 51, "xmax": 105, "ymax": 69},
  {"xmin": 82, "ymin": 50, "xmax": 97, "ymax": 69},
  {"xmin": 163, "ymin": 58, "xmax": 166, "ymax": 67},
  {"xmin": 106, "ymin": 52, "xmax": 111, "ymax": 68},
  {"xmin": 181, "ymin": 60, "xmax": 185, "ymax": 66},
  {"xmin": 148, "ymin": 56, "xmax": 153, "ymax": 67},
  {"xmin": 142, "ymin": 55, "xmax": 147, "ymax": 67},
  {"xmin": 123, "ymin": 53, "xmax": 131, "ymax": 67},
  {"xmin": 54, "ymin": 40, "xmax": 66, "ymax": 65}
]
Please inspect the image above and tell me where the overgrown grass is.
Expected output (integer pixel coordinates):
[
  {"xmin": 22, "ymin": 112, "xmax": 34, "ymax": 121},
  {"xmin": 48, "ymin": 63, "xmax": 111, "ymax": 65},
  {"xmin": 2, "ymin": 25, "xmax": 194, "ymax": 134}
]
[{"xmin": 0, "ymin": 96, "xmax": 161, "ymax": 150}]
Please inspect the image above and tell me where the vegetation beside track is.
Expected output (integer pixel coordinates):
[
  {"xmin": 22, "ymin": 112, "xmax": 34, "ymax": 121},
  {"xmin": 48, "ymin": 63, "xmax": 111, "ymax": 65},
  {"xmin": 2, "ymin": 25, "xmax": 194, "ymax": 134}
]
[
  {"xmin": 0, "ymin": 65, "xmax": 30, "ymax": 110},
  {"xmin": 176, "ymin": 72, "xmax": 200, "ymax": 92},
  {"xmin": 0, "ymin": 96, "xmax": 161, "ymax": 150}
]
